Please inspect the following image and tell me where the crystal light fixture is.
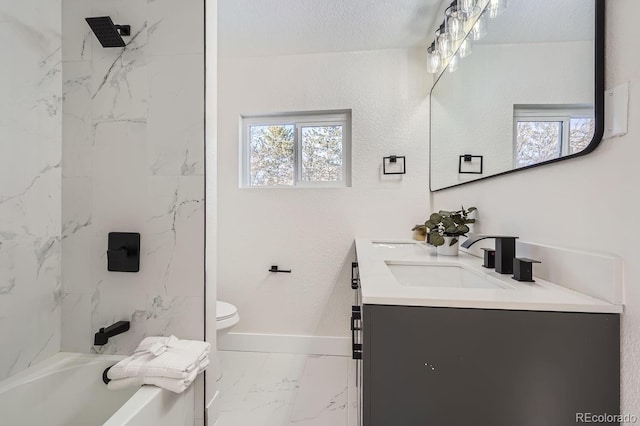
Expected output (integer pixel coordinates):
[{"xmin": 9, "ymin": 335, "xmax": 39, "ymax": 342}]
[
  {"xmin": 436, "ymin": 24, "xmax": 453, "ymax": 58},
  {"xmin": 445, "ymin": 4, "xmax": 464, "ymax": 41},
  {"xmin": 459, "ymin": 0, "xmax": 476, "ymax": 16},
  {"xmin": 427, "ymin": 42, "xmax": 442, "ymax": 74},
  {"xmin": 470, "ymin": 11, "xmax": 488, "ymax": 40},
  {"xmin": 426, "ymin": 0, "xmax": 505, "ymax": 74},
  {"xmin": 458, "ymin": 38, "xmax": 472, "ymax": 58},
  {"xmin": 448, "ymin": 52, "xmax": 460, "ymax": 73},
  {"xmin": 487, "ymin": 0, "xmax": 506, "ymax": 18}
]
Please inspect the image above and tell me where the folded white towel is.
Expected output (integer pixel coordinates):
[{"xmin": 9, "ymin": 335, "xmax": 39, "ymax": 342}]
[
  {"xmin": 108, "ymin": 336, "xmax": 210, "ymax": 381},
  {"xmin": 134, "ymin": 336, "xmax": 209, "ymax": 362},
  {"xmin": 108, "ymin": 367, "xmax": 199, "ymax": 394},
  {"xmin": 107, "ymin": 357, "xmax": 209, "ymax": 394}
]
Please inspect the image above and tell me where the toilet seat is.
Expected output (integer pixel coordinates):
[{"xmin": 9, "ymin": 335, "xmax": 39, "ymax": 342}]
[
  {"xmin": 216, "ymin": 301, "xmax": 237, "ymax": 320},
  {"xmin": 216, "ymin": 301, "xmax": 239, "ymax": 330}
]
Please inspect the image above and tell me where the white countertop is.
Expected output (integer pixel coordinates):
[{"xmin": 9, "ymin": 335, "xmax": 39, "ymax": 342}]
[{"xmin": 355, "ymin": 238, "xmax": 623, "ymax": 314}]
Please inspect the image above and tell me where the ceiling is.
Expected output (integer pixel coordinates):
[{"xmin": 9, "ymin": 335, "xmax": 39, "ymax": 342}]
[
  {"xmin": 218, "ymin": 0, "xmax": 595, "ymax": 58},
  {"xmin": 478, "ymin": 0, "xmax": 594, "ymax": 45},
  {"xmin": 218, "ymin": 0, "xmax": 444, "ymax": 58}
]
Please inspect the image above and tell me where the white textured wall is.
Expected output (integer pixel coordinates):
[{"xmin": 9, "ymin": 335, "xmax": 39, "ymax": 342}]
[
  {"xmin": 60, "ymin": 0, "xmax": 205, "ymax": 356},
  {"xmin": 432, "ymin": 0, "xmax": 640, "ymax": 413},
  {"xmin": 218, "ymin": 48, "xmax": 430, "ymax": 339},
  {"xmin": 0, "ymin": 1, "xmax": 62, "ymax": 380},
  {"xmin": 431, "ymin": 40, "xmax": 594, "ymax": 189}
]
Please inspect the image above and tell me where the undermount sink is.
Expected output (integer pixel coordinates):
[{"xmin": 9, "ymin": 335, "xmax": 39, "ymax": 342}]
[{"xmin": 385, "ymin": 262, "xmax": 513, "ymax": 290}]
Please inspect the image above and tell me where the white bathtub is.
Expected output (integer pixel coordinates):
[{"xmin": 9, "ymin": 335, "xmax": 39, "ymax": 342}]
[{"xmin": 0, "ymin": 352, "xmax": 195, "ymax": 426}]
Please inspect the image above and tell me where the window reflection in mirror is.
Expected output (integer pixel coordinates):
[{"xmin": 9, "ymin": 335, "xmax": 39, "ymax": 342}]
[
  {"xmin": 430, "ymin": 0, "xmax": 599, "ymax": 191},
  {"xmin": 513, "ymin": 105, "xmax": 595, "ymax": 167}
]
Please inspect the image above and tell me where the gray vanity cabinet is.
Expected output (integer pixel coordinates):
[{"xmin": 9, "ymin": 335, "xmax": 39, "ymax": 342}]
[{"xmin": 362, "ymin": 304, "xmax": 620, "ymax": 426}]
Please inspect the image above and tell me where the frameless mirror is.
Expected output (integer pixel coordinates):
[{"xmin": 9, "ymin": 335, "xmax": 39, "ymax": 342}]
[{"xmin": 430, "ymin": 0, "xmax": 603, "ymax": 191}]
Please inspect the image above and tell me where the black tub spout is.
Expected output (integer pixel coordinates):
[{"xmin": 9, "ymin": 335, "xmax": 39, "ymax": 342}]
[{"xmin": 94, "ymin": 320, "xmax": 130, "ymax": 346}]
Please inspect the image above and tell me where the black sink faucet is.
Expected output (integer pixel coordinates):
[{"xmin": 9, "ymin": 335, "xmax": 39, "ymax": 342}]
[
  {"xmin": 94, "ymin": 320, "xmax": 130, "ymax": 346},
  {"xmin": 461, "ymin": 234, "xmax": 519, "ymax": 274}
]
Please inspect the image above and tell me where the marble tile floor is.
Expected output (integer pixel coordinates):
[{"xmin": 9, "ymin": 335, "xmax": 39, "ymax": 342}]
[{"xmin": 214, "ymin": 351, "xmax": 358, "ymax": 426}]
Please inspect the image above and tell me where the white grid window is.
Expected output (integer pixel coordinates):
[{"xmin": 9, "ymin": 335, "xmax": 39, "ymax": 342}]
[
  {"xmin": 513, "ymin": 105, "xmax": 595, "ymax": 168},
  {"xmin": 241, "ymin": 111, "xmax": 351, "ymax": 188}
]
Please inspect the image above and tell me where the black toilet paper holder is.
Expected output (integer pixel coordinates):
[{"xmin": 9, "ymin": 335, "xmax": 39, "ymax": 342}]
[{"xmin": 269, "ymin": 265, "xmax": 291, "ymax": 273}]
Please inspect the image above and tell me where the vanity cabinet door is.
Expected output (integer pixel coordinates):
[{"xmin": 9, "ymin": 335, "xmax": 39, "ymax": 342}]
[{"xmin": 362, "ymin": 304, "xmax": 620, "ymax": 426}]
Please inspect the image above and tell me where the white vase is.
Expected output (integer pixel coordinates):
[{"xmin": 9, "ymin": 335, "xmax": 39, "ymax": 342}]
[{"xmin": 437, "ymin": 236, "xmax": 459, "ymax": 256}]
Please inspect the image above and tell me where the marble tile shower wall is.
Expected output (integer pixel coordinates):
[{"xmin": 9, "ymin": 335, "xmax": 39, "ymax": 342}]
[
  {"xmin": 60, "ymin": 0, "xmax": 205, "ymax": 355},
  {"xmin": 0, "ymin": 1, "xmax": 63, "ymax": 380}
]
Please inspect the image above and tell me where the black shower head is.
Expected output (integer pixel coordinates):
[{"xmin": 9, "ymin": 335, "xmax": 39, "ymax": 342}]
[{"xmin": 85, "ymin": 16, "xmax": 130, "ymax": 48}]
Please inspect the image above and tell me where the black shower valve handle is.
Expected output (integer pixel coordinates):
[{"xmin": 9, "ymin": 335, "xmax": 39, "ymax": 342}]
[
  {"xmin": 107, "ymin": 245, "xmax": 129, "ymax": 257},
  {"xmin": 107, "ymin": 232, "xmax": 140, "ymax": 272}
]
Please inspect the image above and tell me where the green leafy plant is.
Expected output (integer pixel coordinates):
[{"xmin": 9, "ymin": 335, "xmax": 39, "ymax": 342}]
[{"xmin": 421, "ymin": 206, "xmax": 477, "ymax": 247}]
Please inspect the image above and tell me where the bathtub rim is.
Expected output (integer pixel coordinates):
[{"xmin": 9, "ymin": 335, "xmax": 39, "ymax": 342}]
[
  {"xmin": 0, "ymin": 352, "xmax": 126, "ymax": 394},
  {"xmin": 103, "ymin": 384, "xmax": 171, "ymax": 425},
  {"xmin": 0, "ymin": 351, "xmax": 188, "ymax": 426}
]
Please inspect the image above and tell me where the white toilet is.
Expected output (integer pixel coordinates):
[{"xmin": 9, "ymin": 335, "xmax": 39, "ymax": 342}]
[
  {"xmin": 216, "ymin": 301, "xmax": 240, "ymax": 331},
  {"xmin": 214, "ymin": 301, "xmax": 239, "ymax": 381}
]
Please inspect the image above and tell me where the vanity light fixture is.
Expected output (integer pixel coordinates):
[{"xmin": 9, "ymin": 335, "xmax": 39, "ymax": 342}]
[
  {"xmin": 448, "ymin": 52, "xmax": 460, "ymax": 73},
  {"xmin": 427, "ymin": 42, "xmax": 442, "ymax": 73},
  {"xmin": 445, "ymin": 4, "xmax": 465, "ymax": 41},
  {"xmin": 470, "ymin": 11, "xmax": 488, "ymax": 40},
  {"xmin": 426, "ymin": 0, "xmax": 505, "ymax": 74},
  {"xmin": 459, "ymin": 0, "xmax": 479, "ymax": 17},
  {"xmin": 435, "ymin": 24, "xmax": 453, "ymax": 58},
  {"xmin": 458, "ymin": 38, "xmax": 472, "ymax": 58},
  {"xmin": 487, "ymin": 0, "xmax": 507, "ymax": 18}
]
